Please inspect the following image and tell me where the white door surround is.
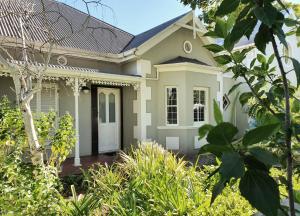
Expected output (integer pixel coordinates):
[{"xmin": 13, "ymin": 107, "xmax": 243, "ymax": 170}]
[{"xmin": 97, "ymin": 87, "xmax": 121, "ymax": 153}]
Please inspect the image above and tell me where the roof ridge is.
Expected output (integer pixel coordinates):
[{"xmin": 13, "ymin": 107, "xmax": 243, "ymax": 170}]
[
  {"xmin": 134, "ymin": 11, "xmax": 191, "ymax": 36},
  {"xmin": 54, "ymin": 0, "xmax": 134, "ymax": 37},
  {"xmin": 121, "ymin": 11, "xmax": 192, "ymax": 52}
]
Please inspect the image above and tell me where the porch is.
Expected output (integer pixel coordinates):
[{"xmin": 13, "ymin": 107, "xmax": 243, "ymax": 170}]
[{"xmin": 61, "ymin": 153, "xmax": 120, "ymax": 176}]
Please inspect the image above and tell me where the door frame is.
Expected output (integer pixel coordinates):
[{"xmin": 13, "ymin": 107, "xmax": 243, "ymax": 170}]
[{"xmin": 91, "ymin": 85, "xmax": 124, "ymax": 155}]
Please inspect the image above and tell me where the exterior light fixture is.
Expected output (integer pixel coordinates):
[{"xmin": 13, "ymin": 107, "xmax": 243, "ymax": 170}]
[{"xmin": 81, "ymin": 86, "xmax": 90, "ymax": 94}]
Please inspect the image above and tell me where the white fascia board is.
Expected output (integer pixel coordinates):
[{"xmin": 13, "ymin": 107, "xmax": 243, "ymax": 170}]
[
  {"xmin": 135, "ymin": 12, "xmax": 194, "ymax": 56},
  {"xmin": 0, "ymin": 36, "xmax": 137, "ymax": 63},
  {"xmin": 154, "ymin": 62, "xmax": 223, "ymax": 74},
  {"xmin": 46, "ymin": 68, "xmax": 142, "ymax": 82}
]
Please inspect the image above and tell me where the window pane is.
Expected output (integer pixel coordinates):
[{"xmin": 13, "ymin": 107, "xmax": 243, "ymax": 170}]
[
  {"xmin": 166, "ymin": 88, "xmax": 178, "ymax": 125},
  {"xmin": 41, "ymin": 88, "xmax": 56, "ymax": 113},
  {"xmin": 99, "ymin": 93, "xmax": 106, "ymax": 123},
  {"xmin": 193, "ymin": 89, "xmax": 206, "ymax": 122},
  {"xmin": 109, "ymin": 93, "xmax": 116, "ymax": 123},
  {"xmin": 200, "ymin": 91, "xmax": 205, "ymax": 105}
]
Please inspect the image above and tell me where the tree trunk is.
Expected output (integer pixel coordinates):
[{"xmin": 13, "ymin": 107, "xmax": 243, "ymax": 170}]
[
  {"xmin": 21, "ymin": 100, "xmax": 44, "ymax": 166},
  {"xmin": 270, "ymin": 30, "xmax": 295, "ymax": 216}
]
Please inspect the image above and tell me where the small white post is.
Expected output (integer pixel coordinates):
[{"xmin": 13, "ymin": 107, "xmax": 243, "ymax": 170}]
[
  {"xmin": 192, "ymin": 10, "xmax": 196, "ymax": 39},
  {"xmin": 217, "ymin": 72, "xmax": 224, "ymax": 113},
  {"xmin": 74, "ymin": 77, "xmax": 81, "ymax": 166}
]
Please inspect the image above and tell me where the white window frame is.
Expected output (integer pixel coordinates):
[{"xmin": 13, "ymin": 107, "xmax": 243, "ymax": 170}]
[
  {"xmin": 165, "ymin": 86, "xmax": 179, "ymax": 126},
  {"xmin": 193, "ymin": 87, "xmax": 209, "ymax": 126},
  {"xmin": 31, "ymin": 83, "xmax": 59, "ymax": 114}
]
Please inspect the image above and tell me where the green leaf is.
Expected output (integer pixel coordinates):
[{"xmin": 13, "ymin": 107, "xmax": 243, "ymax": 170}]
[
  {"xmin": 248, "ymin": 147, "xmax": 278, "ymax": 166},
  {"xmin": 211, "ymin": 177, "xmax": 226, "ymax": 205},
  {"xmin": 198, "ymin": 124, "xmax": 213, "ymax": 139},
  {"xmin": 224, "ymin": 16, "xmax": 257, "ymax": 51},
  {"xmin": 268, "ymin": 54, "xmax": 275, "ymax": 64},
  {"xmin": 291, "ymin": 58, "xmax": 300, "ymax": 87},
  {"xmin": 203, "ymin": 44, "xmax": 224, "ymax": 53},
  {"xmin": 213, "ymin": 100, "xmax": 223, "ymax": 124},
  {"xmin": 207, "ymin": 122, "xmax": 238, "ymax": 146},
  {"xmin": 292, "ymin": 99, "xmax": 300, "ymax": 113},
  {"xmin": 215, "ymin": 18, "xmax": 228, "ymax": 38},
  {"xmin": 257, "ymin": 54, "xmax": 266, "ymax": 63},
  {"xmin": 242, "ymin": 123, "xmax": 280, "ymax": 146},
  {"xmin": 284, "ymin": 18, "xmax": 299, "ymax": 27},
  {"xmin": 220, "ymin": 152, "xmax": 245, "ymax": 179},
  {"xmin": 239, "ymin": 92, "xmax": 253, "ymax": 106},
  {"xmin": 239, "ymin": 170, "xmax": 280, "ymax": 216},
  {"xmin": 254, "ymin": 24, "xmax": 271, "ymax": 53},
  {"xmin": 216, "ymin": 0, "xmax": 240, "ymax": 17},
  {"xmin": 199, "ymin": 144, "xmax": 232, "ymax": 157},
  {"xmin": 228, "ymin": 82, "xmax": 243, "ymax": 95},
  {"xmin": 254, "ymin": 4, "xmax": 278, "ymax": 28},
  {"xmin": 203, "ymin": 31, "xmax": 219, "ymax": 38},
  {"xmin": 214, "ymin": 55, "xmax": 232, "ymax": 65},
  {"xmin": 250, "ymin": 59, "xmax": 256, "ymax": 68}
]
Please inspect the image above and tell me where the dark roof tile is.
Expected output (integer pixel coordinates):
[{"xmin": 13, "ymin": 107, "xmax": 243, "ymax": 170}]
[
  {"xmin": 122, "ymin": 12, "xmax": 190, "ymax": 52},
  {"xmin": 161, "ymin": 56, "xmax": 210, "ymax": 66}
]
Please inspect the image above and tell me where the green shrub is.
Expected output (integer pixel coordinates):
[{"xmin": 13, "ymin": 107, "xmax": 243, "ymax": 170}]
[
  {"xmin": 85, "ymin": 143, "xmax": 256, "ymax": 215},
  {"xmin": 0, "ymin": 97, "xmax": 75, "ymax": 215}
]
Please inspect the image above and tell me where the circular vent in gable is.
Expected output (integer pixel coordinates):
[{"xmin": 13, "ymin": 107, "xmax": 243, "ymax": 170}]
[
  {"xmin": 183, "ymin": 41, "xmax": 193, "ymax": 54},
  {"xmin": 57, "ymin": 55, "xmax": 68, "ymax": 66}
]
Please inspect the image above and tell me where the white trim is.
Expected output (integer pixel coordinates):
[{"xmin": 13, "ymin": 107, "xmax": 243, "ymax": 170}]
[
  {"xmin": 158, "ymin": 125, "xmax": 199, "ymax": 130},
  {"xmin": 74, "ymin": 78, "xmax": 81, "ymax": 166},
  {"xmin": 165, "ymin": 86, "xmax": 179, "ymax": 126},
  {"xmin": 146, "ymin": 113, "xmax": 152, "ymax": 126},
  {"xmin": 183, "ymin": 40, "xmax": 193, "ymax": 54},
  {"xmin": 134, "ymin": 12, "xmax": 195, "ymax": 56},
  {"xmin": 217, "ymin": 72, "xmax": 224, "ymax": 113},
  {"xmin": 193, "ymin": 87, "xmax": 209, "ymax": 125},
  {"xmin": 155, "ymin": 62, "xmax": 223, "ymax": 74},
  {"xmin": 133, "ymin": 80, "xmax": 147, "ymax": 140},
  {"xmin": 145, "ymin": 86, "xmax": 152, "ymax": 100}
]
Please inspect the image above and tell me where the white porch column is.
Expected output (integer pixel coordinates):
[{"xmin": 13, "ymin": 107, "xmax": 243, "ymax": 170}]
[
  {"xmin": 217, "ymin": 72, "xmax": 224, "ymax": 113},
  {"xmin": 74, "ymin": 77, "xmax": 81, "ymax": 166},
  {"xmin": 133, "ymin": 59, "xmax": 152, "ymax": 141},
  {"xmin": 134, "ymin": 80, "xmax": 147, "ymax": 140}
]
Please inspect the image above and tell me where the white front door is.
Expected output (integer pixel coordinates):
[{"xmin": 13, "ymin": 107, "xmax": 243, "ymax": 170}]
[{"xmin": 98, "ymin": 88, "xmax": 121, "ymax": 153}]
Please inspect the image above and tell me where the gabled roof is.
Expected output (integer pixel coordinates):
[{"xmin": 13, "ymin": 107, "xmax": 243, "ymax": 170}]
[
  {"xmin": 0, "ymin": 1, "xmax": 202, "ymax": 57},
  {"xmin": 0, "ymin": 0, "xmax": 134, "ymax": 54},
  {"xmin": 161, "ymin": 56, "xmax": 210, "ymax": 66},
  {"xmin": 122, "ymin": 12, "xmax": 190, "ymax": 52}
]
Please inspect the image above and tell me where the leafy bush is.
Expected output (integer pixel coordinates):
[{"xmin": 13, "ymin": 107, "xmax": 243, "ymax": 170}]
[
  {"xmin": 0, "ymin": 97, "xmax": 75, "ymax": 215},
  {"xmin": 84, "ymin": 143, "xmax": 256, "ymax": 215}
]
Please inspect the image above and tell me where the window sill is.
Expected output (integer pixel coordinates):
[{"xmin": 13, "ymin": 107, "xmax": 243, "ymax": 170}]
[
  {"xmin": 157, "ymin": 125, "xmax": 199, "ymax": 130},
  {"xmin": 193, "ymin": 122, "xmax": 207, "ymax": 127}
]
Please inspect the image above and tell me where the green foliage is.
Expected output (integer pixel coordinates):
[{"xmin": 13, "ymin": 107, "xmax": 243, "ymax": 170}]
[
  {"xmin": 239, "ymin": 170, "xmax": 280, "ymax": 216},
  {"xmin": 213, "ymin": 99, "xmax": 223, "ymax": 124},
  {"xmin": 179, "ymin": 0, "xmax": 300, "ymax": 213},
  {"xmin": 83, "ymin": 143, "xmax": 256, "ymax": 215},
  {"xmin": 0, "ymin": 97, "xmax": 76, "ymax": 215},
  {"xmin": 0, "ymin": 146, "xmax": 67, "ymax": 215},
  {"xmin": 50, "ymin": 113, "xmax": 76, "ymax": 167},
  {"xmin": 242, "ymin": 123, "xmax": 281, "ymax": 146}
]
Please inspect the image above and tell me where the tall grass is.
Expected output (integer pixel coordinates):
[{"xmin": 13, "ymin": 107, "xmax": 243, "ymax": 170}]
[{"xmin": 83, "ymin": 142, "xmax": 255, "ymax": 215}]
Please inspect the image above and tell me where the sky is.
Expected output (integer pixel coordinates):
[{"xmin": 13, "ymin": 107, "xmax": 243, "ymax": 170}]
[
  {"xmin": 61, "ymin": 0, "xmax": 192, "ymax": 35},
  {"xmin": 61, "ymin": 0, "xmax": 300, "ymax": 35}
]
